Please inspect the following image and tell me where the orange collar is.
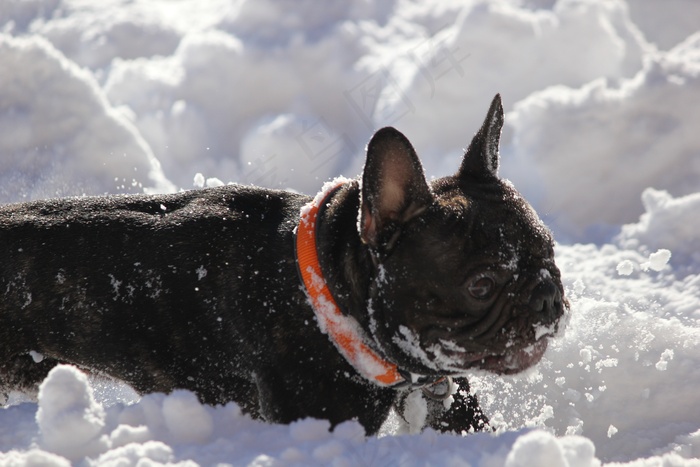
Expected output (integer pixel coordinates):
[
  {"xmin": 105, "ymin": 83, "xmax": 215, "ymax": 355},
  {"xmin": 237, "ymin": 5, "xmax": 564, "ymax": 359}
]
[{"xmin": 295, "ymin": 180, "xmax": 405, "ymax": 387}]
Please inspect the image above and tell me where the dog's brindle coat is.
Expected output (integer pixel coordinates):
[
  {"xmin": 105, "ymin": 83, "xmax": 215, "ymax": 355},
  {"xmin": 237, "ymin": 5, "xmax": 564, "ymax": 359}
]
[{"xmin": 0, "ymin": 95, "xmax": 566, "ymax": 435}]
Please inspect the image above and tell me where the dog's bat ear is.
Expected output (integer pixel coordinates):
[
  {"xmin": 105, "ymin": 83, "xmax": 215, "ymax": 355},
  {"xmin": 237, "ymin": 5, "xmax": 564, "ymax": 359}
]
[
  {"xmin": 360, "ymin": 127, "xmax": 432, "ymax": 248},
  {"xmin": 458, "ymin": 93, "xmax": 504, "ymax": 180}
]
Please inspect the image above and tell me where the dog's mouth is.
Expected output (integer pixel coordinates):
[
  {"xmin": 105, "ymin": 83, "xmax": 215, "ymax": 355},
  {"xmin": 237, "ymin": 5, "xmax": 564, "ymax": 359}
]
[
  {"xmin": 437, "ymin": 336, "xmax": 550, "ymax": 375},
  {"xmin": 384, "ymin": 274, "xmax": 567, "ymax": 377},
  {"xmin": 389, "ymin": 317, "xmax": 560, "ymax": 377}
]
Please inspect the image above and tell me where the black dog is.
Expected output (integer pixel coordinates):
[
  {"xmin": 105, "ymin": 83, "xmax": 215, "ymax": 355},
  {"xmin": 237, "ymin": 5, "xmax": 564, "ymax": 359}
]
[{"xmin": 0, "ymin": 95, "xmax": 566, "ymax": 435}]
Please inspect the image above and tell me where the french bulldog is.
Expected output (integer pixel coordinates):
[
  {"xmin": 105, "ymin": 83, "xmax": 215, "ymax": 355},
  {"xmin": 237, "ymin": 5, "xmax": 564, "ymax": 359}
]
[{"xmin": 0, "ymin": 94, "xmax": 567, "ymax": 435}]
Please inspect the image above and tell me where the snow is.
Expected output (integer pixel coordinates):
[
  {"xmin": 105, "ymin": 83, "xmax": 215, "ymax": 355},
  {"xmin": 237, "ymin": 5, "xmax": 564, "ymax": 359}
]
[
  {"xmin": 1, "ymin": 0, "xmax": 699, "ymax": 465},
  {"xmin": 0, "ymin": 34, "xmax": 174, "ymax": 200},
  {"xmin": 642, "ymin": 249, "xmax": 672, "ymax": 273},
  {"xmin": 2, "ymin": 366, "xmax": 604, "ymax": 466},
  {"xmin": 36, "ymin": 366, "xmax": 108, "ymax": 460}
]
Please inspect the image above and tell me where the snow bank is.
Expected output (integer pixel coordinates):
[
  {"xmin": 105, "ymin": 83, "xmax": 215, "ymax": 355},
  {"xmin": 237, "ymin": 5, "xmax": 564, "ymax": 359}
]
[
  {"xmin": 101, "ymin": 0, "xmax": 652, "ymax": 195},
  {"xmin": 0, "ymin": 34, "xmax": 174, "ymax": 202},
  {"xmin": 2, "ymin": 365, "xmax": 605, "ymax": 466},
  {"xmin": 0, "ymin": 355, "xmax": 697, "ymax": 465},
  {"xmin": 3, "ymin": 0, "xmax": 698, "ymax": 234},
  {"xmin": 4, "ymin": 0, "xmax": 696, "ymax": 241},
  {"xmin": 380, "ymin": 0, "xmax": 647, "ymax": 178},
  {"xmin": 103, "ymin": 7, "xmax": 377, "ymax": 192},
  {"xmin": 1, "ymin": 0, "xmax": 699, "ymax": 465},
  {"xmin": 626, "ymin": 0, "xmax": 700, "ymax": 50},
  {"xmin": 617, "ymin": 189, "xmax": 700, "ymax": 272},
  {"xmin": 504, "ymin": 32, "xmax": 700, "ymax": 241}
]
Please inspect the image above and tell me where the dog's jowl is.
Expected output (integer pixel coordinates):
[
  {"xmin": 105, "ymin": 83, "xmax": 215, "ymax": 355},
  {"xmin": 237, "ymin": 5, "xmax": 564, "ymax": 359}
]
[{"xmin": 0, "ymin": 94, "xmax": 567, "ymax": 435}]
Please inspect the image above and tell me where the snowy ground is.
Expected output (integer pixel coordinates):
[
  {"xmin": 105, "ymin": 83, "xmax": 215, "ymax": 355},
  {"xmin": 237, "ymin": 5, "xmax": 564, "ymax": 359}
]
[{"xmin": 1, "ymin": 0, "xmax": 699, "ymax": 465}]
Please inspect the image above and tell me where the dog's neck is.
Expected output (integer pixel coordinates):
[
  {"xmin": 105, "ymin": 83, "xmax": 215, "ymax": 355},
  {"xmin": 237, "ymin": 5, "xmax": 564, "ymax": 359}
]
[
  {"xmin": 311, "ymin": 181, "xmax": 371, "ymax": 325},
  {"xmin": 297, "ymin": 181, "xmax": 451, "ymax": 392},
  {"xmin": 296, "ymin": 180, "xmax": 407, "ymax": 387}
]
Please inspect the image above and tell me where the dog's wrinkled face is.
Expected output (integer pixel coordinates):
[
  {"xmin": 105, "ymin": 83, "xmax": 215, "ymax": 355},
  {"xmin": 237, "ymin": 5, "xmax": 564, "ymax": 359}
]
[
  {"xmin": 368, "ymin": 177, "xmax": 566, "ymax": 376},
  {"xmin": 360, "ymin": 94, "xmax": 567, "ymax": 377}
]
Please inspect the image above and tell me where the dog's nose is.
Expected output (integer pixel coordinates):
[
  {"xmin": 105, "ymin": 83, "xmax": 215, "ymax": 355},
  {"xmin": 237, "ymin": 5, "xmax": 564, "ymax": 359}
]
[{"xmin": 529, "ymin": 280, "xmax": 562, "ymax": 324}]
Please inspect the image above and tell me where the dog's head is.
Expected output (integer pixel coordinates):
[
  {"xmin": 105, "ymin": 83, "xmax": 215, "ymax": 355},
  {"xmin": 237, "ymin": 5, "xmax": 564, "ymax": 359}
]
[{"xmin": 359, "ymin": 94, "xmax": 568, "ymax": 377}]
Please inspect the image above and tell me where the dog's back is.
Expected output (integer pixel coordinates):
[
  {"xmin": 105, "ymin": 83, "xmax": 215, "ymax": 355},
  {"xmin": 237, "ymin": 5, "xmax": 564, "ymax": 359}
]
[{"xmin": 0, "ymin": 186, "xmax": 309, "ymax": 406}]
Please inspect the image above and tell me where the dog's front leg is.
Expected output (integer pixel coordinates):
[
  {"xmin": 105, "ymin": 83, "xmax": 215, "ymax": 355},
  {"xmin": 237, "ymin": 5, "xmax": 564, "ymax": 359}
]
[
  {"xmin": 395, "ymin": 377, "xmax": 489, "ymax": 434},
  {"xmin": 424, "ymin": 377, "xmax": 489, "ymax": 434}
]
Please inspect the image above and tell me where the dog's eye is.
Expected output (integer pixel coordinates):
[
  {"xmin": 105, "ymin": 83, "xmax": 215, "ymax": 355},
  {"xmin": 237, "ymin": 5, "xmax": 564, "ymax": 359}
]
[{"xmin": 467, "ymin": 274, "xmax": 496, "ymax": 300}]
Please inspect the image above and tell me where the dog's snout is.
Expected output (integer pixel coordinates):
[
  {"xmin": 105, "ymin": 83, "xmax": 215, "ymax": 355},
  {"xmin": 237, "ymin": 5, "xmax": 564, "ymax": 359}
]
[{"xmin": 529, "ymin": 280, "xmax": 562, "ymax": 323}]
